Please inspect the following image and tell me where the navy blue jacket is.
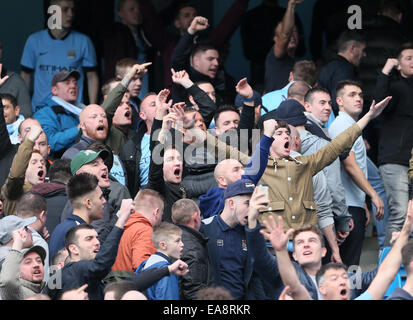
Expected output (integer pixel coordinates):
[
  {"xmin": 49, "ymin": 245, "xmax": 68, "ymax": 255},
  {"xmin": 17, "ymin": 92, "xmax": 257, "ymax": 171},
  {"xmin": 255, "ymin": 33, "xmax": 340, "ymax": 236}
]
[
  {"xmin": 201, "ymin": 216, "xmax": 268, "ymax": 299},
  {"xmin": 44, "ymin": 226, "xmax": 124, "ymax": 300}
]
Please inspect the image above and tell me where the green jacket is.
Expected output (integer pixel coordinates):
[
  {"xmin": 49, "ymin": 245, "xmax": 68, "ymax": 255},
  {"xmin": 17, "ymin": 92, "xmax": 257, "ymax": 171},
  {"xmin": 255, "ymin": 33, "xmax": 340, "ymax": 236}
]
[
  {"xmin": 258, "ymin": 123, "xmax": 362, "ymax": 231},
  {"xmin": 1, "ymin": 139, "xmax": 34, "ymax": 216}
]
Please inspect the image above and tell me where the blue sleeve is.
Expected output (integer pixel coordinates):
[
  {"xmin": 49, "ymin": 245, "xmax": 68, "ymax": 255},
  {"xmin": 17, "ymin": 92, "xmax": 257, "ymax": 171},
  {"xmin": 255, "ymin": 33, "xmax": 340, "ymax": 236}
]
[
  {"xmin": 242, "ymin": 135, "xmax": 273, "ymax": 185},
  {"xmin": 20, "ymin": 34, "xmax": 37, "ymax": 70},
  {"xmin": 81, "ymin": 35, "xmax": 97, "ymax": 68},
  {"xmin": 33, "ymin": 108, "xmax": 79, "ymax": 152},
  {"xmin": 354, "ymin": 290, "xmax": 373, "ymax": 300}
]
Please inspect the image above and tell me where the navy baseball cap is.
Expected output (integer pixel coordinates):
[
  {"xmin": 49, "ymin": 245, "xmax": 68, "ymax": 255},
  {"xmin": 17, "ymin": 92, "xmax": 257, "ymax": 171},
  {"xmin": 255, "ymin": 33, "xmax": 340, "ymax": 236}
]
[{"xmin": 224, "ymin": 179, "xmax": 256, "ymax": 200}]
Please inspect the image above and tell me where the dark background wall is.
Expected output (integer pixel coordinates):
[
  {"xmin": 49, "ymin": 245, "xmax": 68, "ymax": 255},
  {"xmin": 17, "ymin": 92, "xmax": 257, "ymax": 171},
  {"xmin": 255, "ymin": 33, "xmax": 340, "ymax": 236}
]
[{"xmin": 1, "ymin": 0, "xmax": 413, "ymax": 85}]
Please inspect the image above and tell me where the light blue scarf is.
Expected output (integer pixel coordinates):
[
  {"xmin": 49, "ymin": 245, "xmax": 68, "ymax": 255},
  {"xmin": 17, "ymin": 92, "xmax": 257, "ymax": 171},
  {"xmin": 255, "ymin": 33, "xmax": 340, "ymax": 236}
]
[{"xmin": 7, "ymin": 114, "xmax": 25, "ymax": 144}]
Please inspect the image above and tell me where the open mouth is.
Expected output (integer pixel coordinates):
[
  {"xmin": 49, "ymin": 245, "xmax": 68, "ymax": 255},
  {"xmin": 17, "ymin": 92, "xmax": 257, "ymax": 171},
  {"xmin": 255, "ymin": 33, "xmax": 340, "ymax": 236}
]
[
  {"xmin": 97, "ymin": 125, "xmax": 105, "ymax": 132},
  {"xmin": 303, "ymin": 251, "xmax": 312, "ymax": 256},
  {"xmin": 339, "ymin": 288, "xmax": 348, "ymax": 299},
  {"xmin": 33, "ymin": 269, "xmax": 41, "ymax": 274},
  {"xmin": 101, "ymin": 173, "xmax": 109, "ymax": 180},
  {"xmin": 38, "ymin": 170, "xmax": 44, "ymax": 178},
  {"xmin": 173, "ymin": 168, "xmax": 181, "ymax": 178},
  {"xmin": 284, "ymin": 141, "xmax": 290, "ymax": 149},
  {"xmin": 124, "ymin": 111, "xmax": 131, "ymax": 118}
]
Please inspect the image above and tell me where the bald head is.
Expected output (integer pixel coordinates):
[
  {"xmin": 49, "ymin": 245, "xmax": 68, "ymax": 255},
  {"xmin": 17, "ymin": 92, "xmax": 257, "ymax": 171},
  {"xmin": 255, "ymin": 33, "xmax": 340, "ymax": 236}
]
[
  {"xmin": 214, "ymin": 159, "xmax": 244, "ymax": 188},
  {"xmin": 79, "ymin": 104, "xmax": 108, "ymax": 141}
]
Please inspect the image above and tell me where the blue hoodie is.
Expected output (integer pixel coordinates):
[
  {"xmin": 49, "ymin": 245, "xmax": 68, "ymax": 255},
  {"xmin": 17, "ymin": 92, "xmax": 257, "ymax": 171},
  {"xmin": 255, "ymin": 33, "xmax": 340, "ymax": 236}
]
[
  {"xmin": 199, "ymin": 187, "xmax": 226, "ymax": 219},
  {"xmin": 136, "ymin": 252, "xmax": 179, "ymax": 300}
]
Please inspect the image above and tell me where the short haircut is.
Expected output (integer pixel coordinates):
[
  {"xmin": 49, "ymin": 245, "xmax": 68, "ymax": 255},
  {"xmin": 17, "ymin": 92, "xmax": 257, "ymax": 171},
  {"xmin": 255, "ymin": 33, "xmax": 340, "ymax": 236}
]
[
  {"xmin": 287, "ymin": 81, "xmax": 312, "ymax": 100},
  {"xmin": 171, "ymin": 199, "xmax": 200, "ymax": 224},
  {"xmin": 335, "ymin": 79, "xmax": 362, "ymax": 98},
  {"xmin": 191, "ymin": 42, "xmax": 218, "ymax": 64},
  {"xmin": 396, "ymin": 42, "xmax": 413, "ymax": 60},
  {"xmin": 104, "ymin": 280, "xmax": 136, "ymax": 300},
  {"xmin": 401, "ymin": 239, "xmax": 413, "ymax": 275},
  {"xmin": 292, "ymin": 60, "xmax": 318, "ymax": 87},
  {"xmin": 304, "ymin": 87, "xmax": 331, "ymax": 104},
  {"xmin": 152, "ymin": 222, "xmax": 182, "ymax": 249},
  {"xmin": 16, "ymin": 191, "xmax": 47, "ymax": 218},
  {"xmin": 87, "ymin": 142, "xmax": 114, "ymax": 172},
  {"xmin": 135, "ymin": 188, "xmax": 165, "ymax": 212},
  {"xmin": 65, "ymin": 224, "xmax": 95, "ymax": 255},
  {"xmin": 316, "ymin": 262, "xmax": 348, "ymax": 286},
  {"xmin": 197, "ymin": 286, "xmax": 234, "ymax": 300},
  {"xmin": 66, "ymin": 173, "xmax": 99, "ymax": 209},
  {"xmin": 0, "ymin": 93, "xmax": 18, "ymax": 108},
  {"xmin": 274, "ymin": 120, "xmax": 291, "ymax": 133},
  {"xmin": 115, "ymin": 57, "xmax": 138, "ymax": 79},
  {"xmin": 213, "ymin": 105, "xmax": 240, "ymax": 124},
  {"xmin": 51, "ymin": 248, "xmax": 68, "ymax": 266},
  {"xmin": 292, "ymin": 224, "xmax": 325, "ymax": 248},
  {"xmin": 101, "ymin": 78, "xmax": 120, "ymax": 96},
  {"xmin": 49, "ymin": 158, "xmax": 72, "ymax": 183},
  {"xmin": 337, "ymin": 30, "xmax": 366, "ymax": 53}
]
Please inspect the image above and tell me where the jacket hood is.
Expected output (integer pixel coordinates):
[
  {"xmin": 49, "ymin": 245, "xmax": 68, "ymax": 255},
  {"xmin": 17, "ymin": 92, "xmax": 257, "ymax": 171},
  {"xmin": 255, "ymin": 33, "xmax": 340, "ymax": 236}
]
[
  {"xmin": 198, "ymin": 187, "xmax": 225, "ymax": 219},
  {"xmin": 31, "ymin": 182, "xmax": 66, "ymax": 196},
  {"xmin": 124, "ymin": 212, "xmax": 152, "ymax": 230}
]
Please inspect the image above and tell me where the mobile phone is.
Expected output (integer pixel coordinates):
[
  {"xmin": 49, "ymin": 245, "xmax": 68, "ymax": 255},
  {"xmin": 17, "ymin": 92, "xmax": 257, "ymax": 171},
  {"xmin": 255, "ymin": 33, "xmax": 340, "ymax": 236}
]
[{"xmin": 257, "ymin": 184, "xmax": 269, "ymax": 205}]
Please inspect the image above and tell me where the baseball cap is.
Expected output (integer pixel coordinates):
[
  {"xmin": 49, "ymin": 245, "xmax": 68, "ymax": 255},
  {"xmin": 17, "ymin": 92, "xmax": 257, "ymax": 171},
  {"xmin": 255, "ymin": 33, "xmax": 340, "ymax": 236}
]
[
  {"xmin": 71, "ymin": 149, "xmax": 110, "ymax": 175},
  {"xmin": 0, "ymin": 216, "xmax": 37, "ymax": 245},
  {"xmin": 21, "ymin": 245, "xmax": 47, "ymax": 265},
  {"xmin": 224, "ymin": 179, "xmax": 256, "ymax": 200},
  {"xmin": 51, "ymin": 70, "xmax": 81, "ymax": 87},
  {"xmin": 275, "ymin": 99, "xmax": 307, "ymax": 126}
]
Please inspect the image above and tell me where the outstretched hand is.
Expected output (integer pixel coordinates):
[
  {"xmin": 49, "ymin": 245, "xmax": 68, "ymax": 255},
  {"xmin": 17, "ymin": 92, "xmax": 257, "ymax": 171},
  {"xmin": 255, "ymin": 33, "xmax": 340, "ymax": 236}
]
[
  {"xmin": 127, "ymin": 62, "xmax": 152, "ymax": 80},
  {"xmin": 368, "ymin": 96, "xmax": 392, "ymax": 119},
  {"xmin": 260, "ymin": 215, "xmax": 294, "ymax": 252}
]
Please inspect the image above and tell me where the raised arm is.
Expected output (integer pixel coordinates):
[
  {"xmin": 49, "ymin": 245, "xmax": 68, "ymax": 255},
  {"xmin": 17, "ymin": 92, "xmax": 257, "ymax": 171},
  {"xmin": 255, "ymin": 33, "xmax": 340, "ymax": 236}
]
[
  {"xmin": 261, "ymin": 215, "xmax": 312, "ymax": 300},
  {"xmin": 274, "ymin": 0, "xmax": 303, "ymax": 58}
]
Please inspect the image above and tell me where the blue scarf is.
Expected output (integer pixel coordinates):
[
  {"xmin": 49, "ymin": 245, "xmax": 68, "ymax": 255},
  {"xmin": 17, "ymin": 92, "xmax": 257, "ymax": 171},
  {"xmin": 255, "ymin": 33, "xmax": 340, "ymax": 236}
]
[{"xmin": 7, "ymin": 114, "xmax": 25, "ymax": 144}]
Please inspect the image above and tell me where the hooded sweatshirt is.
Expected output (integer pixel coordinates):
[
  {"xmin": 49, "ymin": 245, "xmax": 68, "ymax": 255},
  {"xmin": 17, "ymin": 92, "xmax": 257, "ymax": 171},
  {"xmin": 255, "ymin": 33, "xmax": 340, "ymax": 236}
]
[
  {"xmin": 199, "ymin": 187, "xmax": 226, "ymax": 219},
  {"xmin": 112, "ymin": 212, "xmax": 156, "ymax": 272}
]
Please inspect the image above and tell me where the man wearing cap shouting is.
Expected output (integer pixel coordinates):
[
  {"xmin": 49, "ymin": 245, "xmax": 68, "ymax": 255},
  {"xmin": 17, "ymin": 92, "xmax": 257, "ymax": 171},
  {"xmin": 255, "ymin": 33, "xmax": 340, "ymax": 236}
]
[
  {"xmin": 201, "ymin": 179, "xmax": 270, "ymax": 300},
  {"xmin": 33, "ymin": 70, "xmax": 85, "ymax": 158},
  {"xmin": 0, "ymin": 226, "xmax": 46, "ymax": 300},
  {"xmin": 48, "ymin": 150, "xmax": 110, "ymax": 260},
  {"xmin": 0, "ymin": 215, "xmax": 37, "ymax": 269}
]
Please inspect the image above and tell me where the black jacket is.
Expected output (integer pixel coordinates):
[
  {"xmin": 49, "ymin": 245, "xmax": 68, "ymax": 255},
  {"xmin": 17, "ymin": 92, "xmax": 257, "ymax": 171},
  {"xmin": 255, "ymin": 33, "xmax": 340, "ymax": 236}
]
[
  {"xmin": 375, "ymin": 72, "xmax": 413, "ymax": 166},
  {"xmin": 0, "ymin": 101, "xmax": 18, "ymax": 190},
  {"xmin": 178, "ymin": 225, "xmax": 211, "ymax": 300},
  {"xmin": 318, "ymin": 54, "xmax": 357, "ymax": 115},
  {"xmin": 170, "ymin": 31, "xmax": 236, "ymax": 106},
  {"xmin": 358, "ymin": 15, "xmax": 406, "ymax": 102},
  {"xmin": 31, "ymin": 181, "xmax": 68, "ymax": 235},
  {"xmin": 44, "ymin": 226, "xmax": 123, "ymax": 300},
  {"xmin": 119, "ymin": 120, "xmax": 148, "ymax": 198}
]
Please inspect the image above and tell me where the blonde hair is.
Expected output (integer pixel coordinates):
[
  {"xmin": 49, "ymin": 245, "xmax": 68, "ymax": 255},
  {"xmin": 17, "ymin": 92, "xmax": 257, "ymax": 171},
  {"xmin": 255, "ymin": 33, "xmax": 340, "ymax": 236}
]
[{"xmin": 152, "ymin": 222, "xmax": 182, "ymax": 249}]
